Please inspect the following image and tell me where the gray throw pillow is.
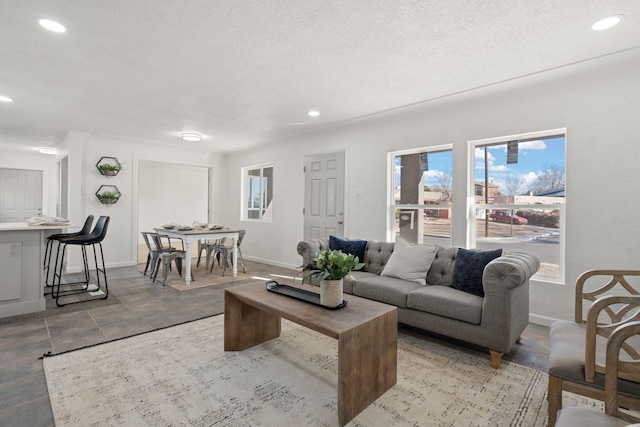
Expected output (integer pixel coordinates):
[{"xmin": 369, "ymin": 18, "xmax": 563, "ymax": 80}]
[{"xmin": 380, "ymin": 238, "xmax": 438, "ymax": 285}]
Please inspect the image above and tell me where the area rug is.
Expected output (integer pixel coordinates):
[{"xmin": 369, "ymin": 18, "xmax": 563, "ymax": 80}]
[
  {"xmin": 138, "ymin": 262, "xmax": 255, "ymax": 291},
  {"xmin": 43, "ymin": 316, "xmax": 601, "ymax": 426},
  {"xmin": 165, "ymin": 271, "xmax": 255, "ymax": 291}
]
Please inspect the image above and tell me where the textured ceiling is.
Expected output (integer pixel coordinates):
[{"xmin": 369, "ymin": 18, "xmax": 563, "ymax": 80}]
[{"xmin": 0, "ymin": 0, "xmax": 639, "ymax": 154}]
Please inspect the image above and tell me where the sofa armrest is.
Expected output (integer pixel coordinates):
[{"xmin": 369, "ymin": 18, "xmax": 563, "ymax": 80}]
[
  {"xmin": 296, "ymin": 238, "xmax": 330, "ymax": 266},
  {"xmin": 479, "ymin": 252, "xmax": 540, "ymax": 351},
  {"xmin": 482, "ymin": 252, "xmax": 540, "ymax": 294}
]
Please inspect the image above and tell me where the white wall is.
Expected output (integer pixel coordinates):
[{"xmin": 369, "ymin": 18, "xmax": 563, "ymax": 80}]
[
  {"xmin": 218, "ymin": 48, "xmax": 640, "ymax": 325},
  {"xmin": 138, "ymin": 160, "xmax": 209, "ymax": 242},
  {"xmin": 60, "ymin": 133, "xmax": 221, "ymax": 270}
]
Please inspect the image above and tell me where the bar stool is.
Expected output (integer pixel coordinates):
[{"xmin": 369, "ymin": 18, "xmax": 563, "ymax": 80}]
[
  {"xmin": 51, "ymin": 216, "xmax": 110, "ymax": 307},
  {"xmin": 43, "ymin": 215, "xmax": 94, "ymax": 292}
]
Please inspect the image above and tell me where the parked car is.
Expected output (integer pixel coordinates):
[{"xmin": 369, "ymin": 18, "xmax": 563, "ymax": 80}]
[{"xmin": 489, "ymin": 210, "xmax": 528, "ymax": 225}]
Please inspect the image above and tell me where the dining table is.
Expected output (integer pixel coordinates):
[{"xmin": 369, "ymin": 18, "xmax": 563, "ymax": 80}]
[{"xmin": 154, "ymin": 227, "xmax": 241, "ymax": 285}]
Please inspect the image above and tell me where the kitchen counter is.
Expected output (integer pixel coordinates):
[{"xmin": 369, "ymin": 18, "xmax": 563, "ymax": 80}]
[{"xmin": 0, "ymin": 222, "xmax": 73, "ymax": 318}]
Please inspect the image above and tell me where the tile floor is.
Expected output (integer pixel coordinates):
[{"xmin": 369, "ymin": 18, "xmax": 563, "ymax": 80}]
[{"xmin": 0, "ymin": 259, "xmax": 549, "ymax": 427}]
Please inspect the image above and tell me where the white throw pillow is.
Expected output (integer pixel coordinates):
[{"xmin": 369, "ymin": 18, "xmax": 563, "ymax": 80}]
[{"xmin": 380, "ymin": 238, "xmax": 438, "ymax": 285}]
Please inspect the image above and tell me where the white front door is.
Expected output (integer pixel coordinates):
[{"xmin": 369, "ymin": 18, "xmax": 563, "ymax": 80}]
[
  {"xmin": 304, "ymin": 152, "xmax": 345, "ymax": 240},
  {"xmin": 0, "ymin": 169, "xmax": 43, "ymax": 222}
]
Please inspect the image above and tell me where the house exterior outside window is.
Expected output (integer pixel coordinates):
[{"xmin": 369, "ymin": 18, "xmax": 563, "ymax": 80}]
[
  {"xmin": 243, "ymin": 165, "xmax": 273, "ymax": 221},
  {"xmin": 388, "ymin": 146, "xmax": 453, "ymax": 246},
  {"xmin": 469, "ymin": 129, "xmax": 566, "ymax": 280}
]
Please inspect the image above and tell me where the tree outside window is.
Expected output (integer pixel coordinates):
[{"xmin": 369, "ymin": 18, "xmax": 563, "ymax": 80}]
[
  {"xmin": 390, "ymin": 147, "xmax": 453, "ymax": 245},
  {"xmin": 472, "ymin": 132, "xmax": 565, "ymax": 279}
]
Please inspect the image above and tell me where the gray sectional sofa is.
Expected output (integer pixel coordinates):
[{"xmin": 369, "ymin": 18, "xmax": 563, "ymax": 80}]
[{"xmin": 297, "ymin": 238, "xmax": 540, "ymax": 368}]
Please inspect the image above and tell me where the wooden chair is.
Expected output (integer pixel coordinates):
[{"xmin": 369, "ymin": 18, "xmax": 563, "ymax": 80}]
[
  {"xmin": 547, "ymin": 270, "xmax": 640, "ymax": 426},
  {"xmin": 555, "ymin": 320, "xmax": 640, "ymax": 427}
]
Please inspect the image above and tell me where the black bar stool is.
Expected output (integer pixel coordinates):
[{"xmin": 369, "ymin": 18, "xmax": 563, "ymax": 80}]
[
  {"xmin": 44, "ymin": 215, "xmax": 94, "ymax": 292},
  {"xmin": 51, "ymin": 216, "xmax": 110, "ymax": 307}
]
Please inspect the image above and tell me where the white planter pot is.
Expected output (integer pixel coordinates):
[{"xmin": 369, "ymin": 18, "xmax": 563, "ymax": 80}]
[{"xmin": 320, "ymin": 279, "xmax": 343, "ymax": 307}]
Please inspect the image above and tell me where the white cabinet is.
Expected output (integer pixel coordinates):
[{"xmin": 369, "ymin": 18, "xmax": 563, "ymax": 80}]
[
  {"xmin": 0, "ymin": 223, "xmax": 70, "ymax": 318},
  {"xmin": 0, "ymin": 242, "xmax": 21, "ymax": 301}
]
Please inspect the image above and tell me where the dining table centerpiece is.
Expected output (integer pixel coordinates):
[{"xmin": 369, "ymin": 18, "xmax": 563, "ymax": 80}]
[{"xmin": 301, "ymin": 249, "xmax": 364, "ymax": 307}]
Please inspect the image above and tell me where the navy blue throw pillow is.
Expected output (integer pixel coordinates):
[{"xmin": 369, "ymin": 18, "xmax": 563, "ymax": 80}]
[
  {"xmin": 329, "ymin": 236, "xmax": 367, "ymax": 263},
  {"xmin": 450, "ymin": 248, "xmax": 502, "ymax": 297}
]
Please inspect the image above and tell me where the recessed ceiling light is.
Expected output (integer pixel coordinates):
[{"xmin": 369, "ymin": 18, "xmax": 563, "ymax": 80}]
[
  {"xmin": 37, "ymin": 18, "xmax": 66, "ymax": 33},
  {"xmin": 38, "ymin": 147, "xmax": 57, "ymax": 155},
  {"xmin": 0, "ymin": 95, "xmax": 13, "ymax": 103},
  {"xmin": 592, "ymin": 15, "xmax": 625, "ymax": 31},
  {"xmin": 180, "ymin": 132, "xmax": 203, "ymax": 142},
  {"xmin": 308, "ymin": 110, "xmax": 320, "ymax": 117}
]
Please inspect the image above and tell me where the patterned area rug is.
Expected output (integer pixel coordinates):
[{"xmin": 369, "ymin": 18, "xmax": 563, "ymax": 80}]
[
  {"xmin": 43, "ymin": 316, "xmax": 600, "ymax": 426},
  {"xmin": 138, "ymin": 262, "xmax": 255, "ymax": 291}
]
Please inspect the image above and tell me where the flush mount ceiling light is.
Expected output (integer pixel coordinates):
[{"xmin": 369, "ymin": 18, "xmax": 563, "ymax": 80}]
[
  {"xmin": 0, "ymin": 95, "xmax": 13, "ymax": 103},
  {"xmin": 592, "ymin": 15, "xmax": 625, "ymax": 31},
  {"xmin": 180, "ymin": 132, "xmax": 203, "ymax": 142},
  {"xmin": 38, "ymin": 147, "xmax": 57, "ymax": 155},
  {"xmin": 308, "ymin": 110, "xmax": 320, "ymax": 117},
  {"xmin": 37, "ymin": 18, "xmax": 66, "ymax": 33}
]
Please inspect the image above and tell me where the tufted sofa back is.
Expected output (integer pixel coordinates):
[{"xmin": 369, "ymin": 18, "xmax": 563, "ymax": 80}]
[
  {"xmin": 361, "ymin": 240, "xmax": 394, "ymax": 274},
  {"xmin": 296, "ymin": 238, "xmax": 460, "ymax": 286},
  {"xmin": 427, "ymin": 246, "xmax": 458, "ymax": 287}
]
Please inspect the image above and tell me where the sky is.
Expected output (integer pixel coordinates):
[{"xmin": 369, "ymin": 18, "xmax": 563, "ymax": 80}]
[
  {"xmin": 415, "ymin": 136, "xmax": 565, "ymax": 194},
  {"xmin": 424, "ymin": 137, "xmax": 565, "ymax": 192}
]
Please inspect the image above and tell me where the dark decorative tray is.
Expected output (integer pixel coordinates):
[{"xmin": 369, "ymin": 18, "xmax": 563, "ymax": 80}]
[{"xmin": 265, "ymin": 281, "xmax": 348, "ymax": 310}]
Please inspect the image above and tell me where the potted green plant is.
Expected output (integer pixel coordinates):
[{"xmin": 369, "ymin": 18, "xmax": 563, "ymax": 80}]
[
  {"xmin": 97, "ymin": 163, "xmax": 122, "ymax": 176},
  {"xmin": 301, "ymin": 249, "xmax": 364, "ymax": 306},
  {"xmin": 97, "ymin": 191, "xmax": 120, "ymax": 204}
]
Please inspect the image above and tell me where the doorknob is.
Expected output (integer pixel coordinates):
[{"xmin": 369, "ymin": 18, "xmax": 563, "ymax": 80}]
[{"xmin": 338, "ymin": 220, "xmax": 343, "ymax": 225}]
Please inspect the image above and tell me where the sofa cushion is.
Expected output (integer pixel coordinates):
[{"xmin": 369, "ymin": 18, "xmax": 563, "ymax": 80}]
[
  {"xmin": 329, "ymin": 235, "xmax": 367, "ymax": 263},
  {"xmin": 450, "ymin": 248, "xmax": 502, "ymax": 297},
  {"xmin": 380, "ymin": 238, "xmax": 438, "ymax": 285},
  {"xmin": 362, "ymin": 240, "xmax": 395, "ymax": 274},
  {"xmin": 343, "ymin": 270, "xmax": 378, "ymax": 294},
  {"xmin": 353, "ymin": 275, "xmax": 423, "ymax": 308},
  {"xmin": 407, "ymin": 286, "xmax": 483, "ymax": 324}
]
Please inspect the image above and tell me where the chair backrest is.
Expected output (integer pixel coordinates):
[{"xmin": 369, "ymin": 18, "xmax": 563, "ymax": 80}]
[
  {"xmin": 604, "ymin": 321, "xmax": 640, "ymax": 422},
  {"xmin": 584, "ymin": 295, "xmax": 640, "ymax": 383},
  {"xmin": 237, "ymin": 230, "xmax": 246, "ymax": 247},
  {"xmin": 88, "ymin": 216, "xmax": 110, "ymax": 242},
  {"xmin": 576, "ymin": 270, "xmax": 640, "ymax": 323},
  {"xmin": 140, "ymin": 231, "xmax": 154, "ymax": 251},
  {"xmin": 149, "ymin": 233, "xmax": 165, "ymax": 253},
  {"xmin": 79, "ymin": 215, "xmax": 95, "ymax": 235}
]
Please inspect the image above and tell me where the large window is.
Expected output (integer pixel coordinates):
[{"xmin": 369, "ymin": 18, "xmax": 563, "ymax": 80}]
[
  {"xmin": 389, "ymin": 146, "xmax": 453, "ymax": 246},
  {"xmin": 470, "ymin": 129, "xmax": 565, "ymax": 280},
  {"xmin": 243, "ymin": 165, "xmax": 273, "ymax": 221}
]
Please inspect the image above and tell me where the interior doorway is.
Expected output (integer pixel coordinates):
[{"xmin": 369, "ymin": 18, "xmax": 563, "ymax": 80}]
[
  {"xmin": 58, "ymin": 156, "xmax": 69, "ymax": 218},
  {"xmin": 137, "ymin": 161, "xmax": 210, "ymax": 263},
  {"xmin": 303, "ymin": 151, "xmax": 345, "ymax": 240}
]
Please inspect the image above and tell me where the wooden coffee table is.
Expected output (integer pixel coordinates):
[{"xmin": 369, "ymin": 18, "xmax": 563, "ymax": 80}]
[{"xmin": 224, "ymin": 282, "xmax": 398, "ymax": 426}]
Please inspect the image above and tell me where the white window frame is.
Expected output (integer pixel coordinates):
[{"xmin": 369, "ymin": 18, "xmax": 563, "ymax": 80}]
[
  {"xmin": 241, "ymin": 163, "xmax": 273, "ymax": 222},
  {"xmin": 467, "ymin": 128, "xmax": 566, "ymax": 283},
  {"xmin": 387, "ymin": 144, "xmax": 453, "ymax": 242}
]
